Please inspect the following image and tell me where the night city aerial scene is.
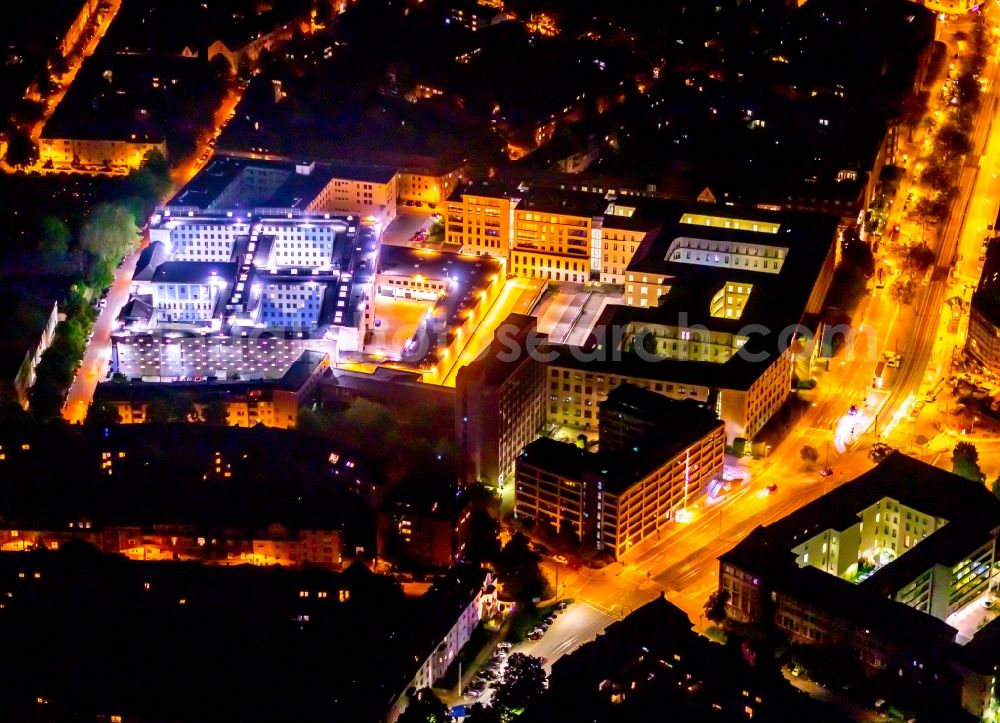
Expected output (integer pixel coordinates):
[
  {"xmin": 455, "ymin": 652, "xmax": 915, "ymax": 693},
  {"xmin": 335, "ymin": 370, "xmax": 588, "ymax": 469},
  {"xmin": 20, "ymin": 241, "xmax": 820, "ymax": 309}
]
[{"xmin": 5, "ymin": 0, "xmax": 1000, "ymax": 721}]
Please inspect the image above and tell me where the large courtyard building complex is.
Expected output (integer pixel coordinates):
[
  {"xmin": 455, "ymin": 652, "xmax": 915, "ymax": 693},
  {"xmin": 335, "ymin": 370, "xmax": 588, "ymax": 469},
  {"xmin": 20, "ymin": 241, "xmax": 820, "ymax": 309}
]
[
  {"xmin": 112, "ymin": 157, "xmax": 381, "ymax": 381},
  {"xmin": 537, "ymin": 205, "xmax": 838, "ymax": 445},
  {"xmin": 718, "ymin": 454, "xmax": 1000, "ymax": 719}
]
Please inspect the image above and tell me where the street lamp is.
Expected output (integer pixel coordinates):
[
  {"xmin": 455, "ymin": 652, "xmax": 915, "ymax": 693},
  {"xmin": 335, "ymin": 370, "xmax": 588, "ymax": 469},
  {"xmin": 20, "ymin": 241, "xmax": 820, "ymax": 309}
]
[{"xmin": 973, "ymin": 416, "xmax": 979, "ymax": 434}]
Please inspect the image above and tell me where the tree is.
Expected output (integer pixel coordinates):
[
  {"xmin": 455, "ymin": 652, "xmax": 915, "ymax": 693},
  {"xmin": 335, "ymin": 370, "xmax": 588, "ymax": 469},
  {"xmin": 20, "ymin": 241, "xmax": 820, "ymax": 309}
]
[
  {"xmin": 799, "ymin": 445, "xmax": 819, "ymax": 465},
  {"xmin": 868, "ymin": 442, "xmax": 897, "ymax": 465},
  {"xmin": 952, "ymin": 441, "xmax": 985, "ymax": 482},
  {"xmin": 202, "ymin": 399, "xmax": 229, "ymax": 425},
  {"xmin": 210, "ymin": 53, "xmax": 234, "ymax": 81},
  {"xmin": 463, "ymin": 507, "xmax": 501, "ymax": 564},
  {"xmin": 938, "ymin": 125, "xmax": 972, "ymax": 157},
  {"xmin": 4, "ymin": 129, "xmax": 38, "ymax": 169},
  {"xmin": 907, "ymin": 244, "xmax": 936, "ymax": 272},
  {"xmin": 495, "ymin": 532, "xmax": 550, "ymax": 603},
  {"xmin": 991, "ymin": 475, "xmax": 1000, "ymax": 500},
  {"xmin": 841, "ymin": 232, "xmax": 875, "ymax": 278},
  {"xmin": 463, "ymin": 703, "xmax": 500, "ymax": 723},
  {"xmin": 85, "ymin": 400, "xmax": 121, "ymax": 428},
  {"xmin": 296, "ymin": 408, "xmax": 327, "ymax": 435},
  {"xmin": 398, "ymin": 688, "xmax": 452, "ymax": 723},
  {"xmin": 125, "ymin": 149, "xmax": 172, "ymax": 206},
  {"xmin": 168, "ymin": 394, "xmax": 197, "ymax": 422},
  {"xmin": 493, "ymin": 653, "xmax": 546, "ymax": 716},
  {"xmin": 38, "ymin": 216, "xmax": 71, "ymax": 272},
  {"xmin": 80, "ymin": 203, "xmax": 139, "ymax": 264},
  {"xmin": 704, "ymin": 589, "xmax": 730, "ymax": 624},
  {"xmin": 146, "ymin": 396, "xmax": 174, "ymax": 424},
  {"xmin": 957, "ymin": 71, "xmax": 982, "ymax": 108}
]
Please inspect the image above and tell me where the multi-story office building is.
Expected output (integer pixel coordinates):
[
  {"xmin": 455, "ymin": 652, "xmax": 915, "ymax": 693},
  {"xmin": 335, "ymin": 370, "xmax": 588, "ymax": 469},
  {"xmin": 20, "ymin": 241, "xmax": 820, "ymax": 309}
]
[
  {"xmin": 456, "ymin": 314, "xmax": 548, "ymax": 487},
  {"xmin": 717, "ymin": 453, "xmax": 1000, "ymax": 719},
  {"xmin": 445, "ymin": 181, "xmax": 656, "ymax": 284},
  {"xmin": 374, "ymin": 245, "xmax": 505, "ymax": 382},
  {"xmin": 515, "ymin": 385, "xmax": 725, "ymax": 558},
  {"xmin": 166, "ymin": 156, "xmax": 397, "ymax": 226}
]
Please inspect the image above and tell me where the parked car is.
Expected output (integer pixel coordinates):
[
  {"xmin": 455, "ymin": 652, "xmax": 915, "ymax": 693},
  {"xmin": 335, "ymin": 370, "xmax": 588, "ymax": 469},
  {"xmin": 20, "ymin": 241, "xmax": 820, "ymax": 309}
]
[
  {"xmin": 552, "ymin": 554, "xmax": 569, "ymax": 565},
  {"xmin": 765, "ymin": 484, "xmax": 779, "ymax": 495},
  {"xmin": 497, "ymin": 642, "xmax": 513, "ymax": 651}
]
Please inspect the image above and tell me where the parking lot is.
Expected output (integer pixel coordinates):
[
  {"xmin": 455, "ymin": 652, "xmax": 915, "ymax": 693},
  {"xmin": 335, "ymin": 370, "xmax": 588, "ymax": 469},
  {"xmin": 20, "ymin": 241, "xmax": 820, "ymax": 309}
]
[
  {"xmin": 368, "ymin": 296, "xmax": 433, "ymax": 359},
  {"xmin": 457, "ymin": 601, "xmax": 614, "ymax": 708},
  {"xmin": 381, "ymin": 212, "xmax": 434, "ymax": 248}
]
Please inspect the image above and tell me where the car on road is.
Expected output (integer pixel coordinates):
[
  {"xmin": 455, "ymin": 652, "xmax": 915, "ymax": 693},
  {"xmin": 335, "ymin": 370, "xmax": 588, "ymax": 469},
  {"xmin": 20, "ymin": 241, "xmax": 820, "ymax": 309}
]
[
  {"xmin": 765, "ymin": 484, "xmax": 779, "ymax": 495},
  {"xmin": 984, "ymin": 598, "xmax": 996, "ymax": 609},
  {"xmin": 819, "ymin": 467, "xmax": 833, "ymax": 477},
  {"xmin": 553, "ymin": 601, "xmax": 569, "ymax": 611},
  {"xmin": 848, "ymin": 404, "xmax": 858, "ymax": 416},
  {"xmin": 98, "ymin": 297, "xmax": 108, "ymax": 309},
  {"xmin": 497, "ymin": 642, "xmax": 513, "ymax": 651},
  {"xmin": 527, "ymin": 628, "xmax": 544, "ymax": 640},
  {"xmin": 552, "ymin": 554, "xmax": 568, "ymax": 565}
]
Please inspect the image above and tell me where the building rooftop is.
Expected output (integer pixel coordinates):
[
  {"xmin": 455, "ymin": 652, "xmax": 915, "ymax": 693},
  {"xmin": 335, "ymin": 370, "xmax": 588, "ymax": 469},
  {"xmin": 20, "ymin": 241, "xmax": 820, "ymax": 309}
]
[
  {"xmin": 456, "ymin": 313, "xmax": 542, "ymax": 388},
  {"xmin": 720, "ymin": 454, "xmax": 1000, "ymax": 651},
  {"xmin": 276, "ymin": 350, "xmax": 330, "ymax": 391},
  {"xmin": 150, "ymin": 261, "xmax": 238, "ymax": 285},
  {"xmin": 166, "ymin": 155, "xmax": 398, "ymax": 213},
  {"xmin": 622, "ymin": 204, "xmax": 839, "ymax": 333},
  {"xmin": 520, "ymin": 393, "xmax": 723, "ymax": 495}
]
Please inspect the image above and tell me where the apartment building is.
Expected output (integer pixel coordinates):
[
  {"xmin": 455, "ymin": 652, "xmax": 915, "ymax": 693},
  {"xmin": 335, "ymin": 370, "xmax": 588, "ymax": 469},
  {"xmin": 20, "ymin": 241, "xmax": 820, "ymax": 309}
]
[
  {"xmin": 397, "ymin": 162, "xmax": 465, "ymax": 206},
  {"xmin": 0, "ymin": 293, "xmax": 59, "ymax": 410},
  {"xmin": 515, "ymin": 385, "xmax": 725, "ymax": 558},
  {"xmin": 456, "ymin": 314, "xmax": 548, "ymax": 487},
  {"xmin": 95, "ymin": 350, "xmax": 330, "ymax": 428},
  {"xmin": 377, "ymin": 481, "xmax": 472, "ymax": 569}
]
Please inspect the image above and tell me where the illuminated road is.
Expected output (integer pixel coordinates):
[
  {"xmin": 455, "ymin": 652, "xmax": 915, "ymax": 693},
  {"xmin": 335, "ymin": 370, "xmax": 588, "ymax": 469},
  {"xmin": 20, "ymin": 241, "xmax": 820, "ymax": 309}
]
[{"xmin": 62, "ymin": 241, "xmax": 145, "ymax": 424}]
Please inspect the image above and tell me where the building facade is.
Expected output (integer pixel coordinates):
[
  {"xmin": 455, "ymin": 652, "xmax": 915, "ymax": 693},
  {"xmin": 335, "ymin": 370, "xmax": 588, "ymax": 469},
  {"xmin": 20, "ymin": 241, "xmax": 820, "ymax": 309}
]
[
  {"xmin": 456, "ymin": 314, "xmax": 547, "ymax": 487},
  {"xmin": 515, "ymin": 387, "xmax": 725, "ymax": 558}
]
